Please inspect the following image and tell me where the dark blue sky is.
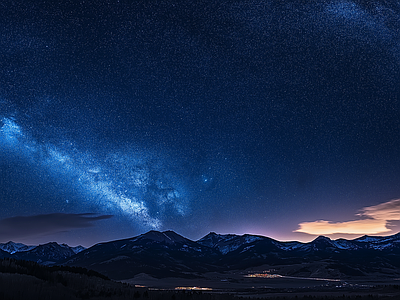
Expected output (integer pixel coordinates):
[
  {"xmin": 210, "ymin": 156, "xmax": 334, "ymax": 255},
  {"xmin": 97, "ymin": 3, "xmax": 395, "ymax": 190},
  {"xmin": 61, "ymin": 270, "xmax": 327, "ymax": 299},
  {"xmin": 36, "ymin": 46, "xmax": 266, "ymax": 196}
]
[{"xmin": 1, "ymin": 0, "xmax": 400, "ymax": 247}]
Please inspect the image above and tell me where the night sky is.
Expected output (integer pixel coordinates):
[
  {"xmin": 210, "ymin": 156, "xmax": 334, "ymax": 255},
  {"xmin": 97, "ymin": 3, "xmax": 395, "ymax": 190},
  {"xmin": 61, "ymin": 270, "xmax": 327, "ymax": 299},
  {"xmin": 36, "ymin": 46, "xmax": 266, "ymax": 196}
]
[{"xmin": 1, "ymin": 0, "xmax": 400, "ymax": 247}]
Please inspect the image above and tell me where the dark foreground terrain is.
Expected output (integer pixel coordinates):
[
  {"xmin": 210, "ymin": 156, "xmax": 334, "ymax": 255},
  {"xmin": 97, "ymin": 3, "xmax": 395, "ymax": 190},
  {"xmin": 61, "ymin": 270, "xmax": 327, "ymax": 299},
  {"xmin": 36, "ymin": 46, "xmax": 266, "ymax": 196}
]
[{"xmin": 1, "ymin": 258, "xmax": 400, "ymax": 300}]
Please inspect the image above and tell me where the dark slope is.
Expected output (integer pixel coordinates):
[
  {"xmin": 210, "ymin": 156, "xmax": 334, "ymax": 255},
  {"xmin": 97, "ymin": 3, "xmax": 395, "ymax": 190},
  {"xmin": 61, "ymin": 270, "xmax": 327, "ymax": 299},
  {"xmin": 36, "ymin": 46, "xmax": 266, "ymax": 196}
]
[{"xmin": 64, "ymin": 230, "xmax": 221, "ymax": 280}]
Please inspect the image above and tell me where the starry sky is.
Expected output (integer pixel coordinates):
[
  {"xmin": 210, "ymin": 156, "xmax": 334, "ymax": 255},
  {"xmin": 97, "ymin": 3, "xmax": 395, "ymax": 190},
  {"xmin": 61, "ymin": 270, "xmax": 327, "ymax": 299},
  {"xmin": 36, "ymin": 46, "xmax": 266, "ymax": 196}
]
[{"xmin": 1, "ymin": 0, "xmax": 400, "ymax": 247}]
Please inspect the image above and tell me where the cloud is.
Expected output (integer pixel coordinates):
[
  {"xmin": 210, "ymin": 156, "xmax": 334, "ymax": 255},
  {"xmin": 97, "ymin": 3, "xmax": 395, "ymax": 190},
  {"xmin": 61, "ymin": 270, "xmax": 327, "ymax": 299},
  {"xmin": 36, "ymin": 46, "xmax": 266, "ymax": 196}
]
[
  {"xmin": 359, "ymin": 199, "xmax": 400, "ymax": 220},
  {"xmin": 295, "ymin": 198, "xmax": 400, "ymax": 235},
  {"xmin": 0, "ymin": 213, "xmax": 113, "ymax": 241},
  {"xmin": 295, "ymin": 219, "xmax": 389, "ymax": 235}
]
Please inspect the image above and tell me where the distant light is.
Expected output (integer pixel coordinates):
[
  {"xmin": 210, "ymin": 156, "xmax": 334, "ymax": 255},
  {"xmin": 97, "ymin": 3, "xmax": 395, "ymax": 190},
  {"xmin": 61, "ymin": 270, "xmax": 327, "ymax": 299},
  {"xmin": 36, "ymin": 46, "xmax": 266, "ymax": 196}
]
[{"xmin": 175, "ymin": 287, "xmax": 212, "ymax": 291}]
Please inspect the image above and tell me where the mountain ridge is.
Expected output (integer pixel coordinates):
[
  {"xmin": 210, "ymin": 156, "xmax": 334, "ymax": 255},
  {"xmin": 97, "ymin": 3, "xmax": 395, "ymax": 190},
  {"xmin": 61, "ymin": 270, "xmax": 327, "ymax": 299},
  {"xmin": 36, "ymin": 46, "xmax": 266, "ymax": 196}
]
[
  {"xmin": 2, "ymin": 230, "xmax": 400, "ymax": 280},
  {"xmin": 0, "ymin": 241, "xmax": 86, "ymax": 264},
  {"xmin": 62, "ymin": 230, "xmax": 400, "ymax": 279}
]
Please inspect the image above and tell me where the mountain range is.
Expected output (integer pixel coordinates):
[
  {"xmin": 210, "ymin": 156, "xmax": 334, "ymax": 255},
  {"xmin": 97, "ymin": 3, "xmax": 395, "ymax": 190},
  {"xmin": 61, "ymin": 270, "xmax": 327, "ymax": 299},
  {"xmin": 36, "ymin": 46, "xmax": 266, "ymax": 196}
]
[
  {"xmin": 0, "ymin": 241, "xmax": 86, "ymax": 264},
  {"xmin": 1, "ymin": 231, "xmax": 400, "ymax": 280}
]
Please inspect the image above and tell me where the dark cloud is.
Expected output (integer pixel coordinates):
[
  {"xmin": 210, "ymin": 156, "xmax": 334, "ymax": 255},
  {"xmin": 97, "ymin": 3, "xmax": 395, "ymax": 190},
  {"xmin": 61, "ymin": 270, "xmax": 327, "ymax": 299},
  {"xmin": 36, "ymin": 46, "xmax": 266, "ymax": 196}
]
[{"xmin": 0, "ymin": 213, "xmax": 112, "ymax": 241}]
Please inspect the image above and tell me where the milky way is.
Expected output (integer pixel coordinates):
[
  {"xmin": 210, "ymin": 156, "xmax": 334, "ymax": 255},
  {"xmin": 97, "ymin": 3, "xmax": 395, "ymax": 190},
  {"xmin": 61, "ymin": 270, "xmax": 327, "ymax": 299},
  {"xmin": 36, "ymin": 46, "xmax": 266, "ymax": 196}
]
[
  {"xmin": 1, "ymin": 0, "xmax": 400, "ymax": 245},
  {"xmin": 0, "ymin": 115, "xmax": 189, "ymax": 231}
]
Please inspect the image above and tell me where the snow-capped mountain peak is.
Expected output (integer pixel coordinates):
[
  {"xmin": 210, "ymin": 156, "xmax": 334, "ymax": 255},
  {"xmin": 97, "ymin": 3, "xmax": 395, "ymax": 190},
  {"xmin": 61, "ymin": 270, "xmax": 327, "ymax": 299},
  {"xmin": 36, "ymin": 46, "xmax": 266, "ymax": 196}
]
[
  {"xmin": 197, "ymin": 232, "xmax": 265, "ymax": 254},
  {"xmin": 0, "ymin": 241, "xmax": 35, "ymax": 254},
  {"xmin": 71, "ymin": 245, "xmax": 86, "ymax": 254},
  {"xmin": 353, "ymin": 233, "xmax": 400, "ymax": 250}
]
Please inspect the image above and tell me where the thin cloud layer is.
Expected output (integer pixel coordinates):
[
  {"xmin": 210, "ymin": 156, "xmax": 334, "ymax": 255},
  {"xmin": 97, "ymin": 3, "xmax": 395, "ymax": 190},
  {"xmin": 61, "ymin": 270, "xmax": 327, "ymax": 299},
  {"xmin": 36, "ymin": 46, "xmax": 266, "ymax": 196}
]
[
  {"xmin": 295, "ymin": 219, "xmax": 389, "ymax": 235},
  {"xmin": 296, "ymin": 199, "xmax": 400, "ymax": 235},
  {"xmin": 360, "ymin": 199, "xmax": 400, "ymax": 220},
  {"xmin": 0, "ymin": 213, "xmax": 112, "ymax": 241}
]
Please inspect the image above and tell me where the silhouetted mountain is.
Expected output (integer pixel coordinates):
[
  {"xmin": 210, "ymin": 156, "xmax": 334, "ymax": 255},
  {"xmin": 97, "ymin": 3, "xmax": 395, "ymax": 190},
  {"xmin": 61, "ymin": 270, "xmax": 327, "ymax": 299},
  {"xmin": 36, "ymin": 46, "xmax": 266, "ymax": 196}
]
[
  {"xmin": 354, "ymin": 232, "xmax": 400, "ymax": 250},
  {"xmin": 14, "ymin": 242, "xmax": 79, "ymax": 264},
  {"xmin": 197, "ymin": 232, "xmax": 266, "ymax": 254},
  {"xmin": 298, "ymin": 236, "xmax": 341, "ymax": 253},
  {"xmin": 61, "ymin": 231, "xmax": 400, "ymax": 279},
  {"xmin": 63, "ymin": 230, "xmax": 220, "ymax": 280},
  {"xmin": 4, "ymin": 231, "xmax": 400, "ymax": 280},
  {"xmin": 0, "ymin": 241, "xmax": 86, "ymax": 264},
  {"xmin": 133, "ymin": 230, "xmax": 195, "ymax": 244},
  {"xmin": 0, "ymin": 241, "xmax": 35, "ymax": 254}
]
